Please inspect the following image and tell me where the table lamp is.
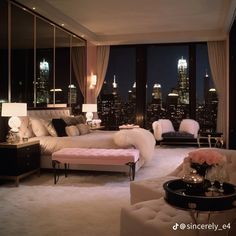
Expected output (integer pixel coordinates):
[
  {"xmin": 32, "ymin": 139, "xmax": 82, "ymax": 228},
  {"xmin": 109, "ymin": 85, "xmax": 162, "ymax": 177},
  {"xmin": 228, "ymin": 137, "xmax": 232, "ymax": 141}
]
[
  {"xmin": 1, "ymin": 103, "xmax": 27, "ymax": 143},
  {"xmin": 82, "ymin": 104, "xmax": 97, "ymax": 123}
]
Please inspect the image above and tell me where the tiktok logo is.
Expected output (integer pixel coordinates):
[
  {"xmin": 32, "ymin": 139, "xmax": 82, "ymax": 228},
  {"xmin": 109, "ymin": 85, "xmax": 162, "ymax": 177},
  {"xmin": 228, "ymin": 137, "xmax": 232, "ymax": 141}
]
[{"xmin": 173, "ymin": 223, "xmax": 179, "ymax": 230}]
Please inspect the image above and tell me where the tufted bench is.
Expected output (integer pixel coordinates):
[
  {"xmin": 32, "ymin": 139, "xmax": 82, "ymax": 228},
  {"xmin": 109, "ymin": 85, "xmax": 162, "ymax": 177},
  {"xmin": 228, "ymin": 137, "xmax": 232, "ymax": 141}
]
[{"xmin": 52, "ymin": 148, "xmax": 139, "ymax": 184}]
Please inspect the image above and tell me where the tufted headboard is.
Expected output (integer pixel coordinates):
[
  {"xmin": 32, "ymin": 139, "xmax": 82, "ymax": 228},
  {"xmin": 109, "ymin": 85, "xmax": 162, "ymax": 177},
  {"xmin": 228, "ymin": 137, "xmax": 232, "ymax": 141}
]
[
  {"xmin": 19, "ymin": 108, "xmax": 71, "ymax": 138},
  {"xmin": 27, "ymin": 107, "xmax": 71, "ymax": 119}
]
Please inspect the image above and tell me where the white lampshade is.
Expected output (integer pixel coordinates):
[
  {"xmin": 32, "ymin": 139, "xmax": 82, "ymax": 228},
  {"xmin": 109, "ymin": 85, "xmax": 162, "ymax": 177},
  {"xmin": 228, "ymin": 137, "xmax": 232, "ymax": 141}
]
[
  {"xmin": 82, "ymin": 104, "xmax": 97, "ymax": 122},
  {"xmin": 1, "ymin": 103, "xmax": 27, "ymax": 117},
  {"xmin": 1, "ymin": 103, "xmax": 27, "ymax": 133},
  {"xmin": 82, "ymin": 104, "xmax": 97, "ymax": 112}
]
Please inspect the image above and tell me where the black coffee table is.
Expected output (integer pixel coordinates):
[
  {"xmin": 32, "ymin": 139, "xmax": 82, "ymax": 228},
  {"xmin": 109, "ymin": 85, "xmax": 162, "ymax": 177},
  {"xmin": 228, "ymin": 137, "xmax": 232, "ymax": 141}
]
[{"xmin": 163, "ymin": 179, "xmax": 236, "ymax": 211}]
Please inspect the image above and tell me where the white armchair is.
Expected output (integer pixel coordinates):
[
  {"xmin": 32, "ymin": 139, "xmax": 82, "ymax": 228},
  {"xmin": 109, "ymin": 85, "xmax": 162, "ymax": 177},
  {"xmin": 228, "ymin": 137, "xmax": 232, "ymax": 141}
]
[
  {"xmin": 179, "ymin": 119, "xmax": 200, "ymax": 138},
  {"xmin": 152, "ymin": 119, "xmax": 175, "ymax": 141},
  {"xmin": 152, "ymin": 118, "xmax": 200, "ymax": 141}
]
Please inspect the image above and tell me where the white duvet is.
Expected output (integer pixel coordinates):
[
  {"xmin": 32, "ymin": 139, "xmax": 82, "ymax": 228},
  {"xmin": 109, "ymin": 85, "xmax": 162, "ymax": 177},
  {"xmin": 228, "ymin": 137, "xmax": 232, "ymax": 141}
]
[{"xmin": 30, "ymin": 128, "xmax": 155, "ymax": 165}]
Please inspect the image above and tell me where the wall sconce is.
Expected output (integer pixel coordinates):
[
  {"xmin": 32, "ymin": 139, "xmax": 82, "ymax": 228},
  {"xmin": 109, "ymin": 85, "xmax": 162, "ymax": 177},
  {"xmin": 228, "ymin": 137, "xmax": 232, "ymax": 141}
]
[{"xmin": 91, "ymin": 75, "xmax": 97, "ymax": 88}]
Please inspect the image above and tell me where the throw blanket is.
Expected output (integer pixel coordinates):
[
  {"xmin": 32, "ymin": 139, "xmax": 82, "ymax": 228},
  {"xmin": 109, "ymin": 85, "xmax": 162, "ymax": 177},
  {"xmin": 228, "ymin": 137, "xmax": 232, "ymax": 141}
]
[{"xmin": 113, "ymin": 128, "xmax": 156, "ymax": 164}]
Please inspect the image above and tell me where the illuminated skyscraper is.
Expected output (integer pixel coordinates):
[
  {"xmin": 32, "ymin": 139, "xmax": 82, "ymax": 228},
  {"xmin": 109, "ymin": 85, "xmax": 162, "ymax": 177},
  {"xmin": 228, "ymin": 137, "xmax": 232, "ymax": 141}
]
[
  {"xmin": 152, "ymin": 83, "xmax": 162, "ymax": 106},
  {"xmin": 68, "ymin": 84, "xmax": 77, "ymax": 104},
  {"xmin": 203, "ymin": 71, "xmax": 210, "ymax": 104},
  {"xmin": 112, "ymin": 75, "xmax": 118, "ymax": 95},
  {"xmin": 177, "ymin": 57, "xmax": 189, "ymax": 104},
  {"xmin": 36, "ymin": 59, "xmax": 49, "ymax": 105}
]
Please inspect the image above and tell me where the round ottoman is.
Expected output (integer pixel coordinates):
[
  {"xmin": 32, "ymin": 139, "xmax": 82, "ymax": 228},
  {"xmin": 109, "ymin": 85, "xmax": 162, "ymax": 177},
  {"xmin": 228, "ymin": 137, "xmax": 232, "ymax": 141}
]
[
  {"xmin": 120, "ymin": 197, "xmax": 198, "ymax": 236},
  {"xmin": 130, "ymin": 175, "xmax": 178, "ymax": 204},
  {"xmin": 121, "ymin": 197, "xmax": 236, "ymax": 236}
]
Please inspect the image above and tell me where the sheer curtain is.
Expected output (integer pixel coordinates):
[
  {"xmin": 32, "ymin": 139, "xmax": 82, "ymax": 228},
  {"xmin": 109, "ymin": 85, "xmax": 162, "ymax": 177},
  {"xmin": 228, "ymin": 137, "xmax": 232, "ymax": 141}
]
[
  {"xmin": 207, "ymin": 41, "xmax": 227, "ymax": 135},
  {"xmin": 72, "ymin": 46, "xmax": 86, "ymax": 97},
  {"xmin": 95, "ymin": 45, "xmax": 110, "ymax": 98}
]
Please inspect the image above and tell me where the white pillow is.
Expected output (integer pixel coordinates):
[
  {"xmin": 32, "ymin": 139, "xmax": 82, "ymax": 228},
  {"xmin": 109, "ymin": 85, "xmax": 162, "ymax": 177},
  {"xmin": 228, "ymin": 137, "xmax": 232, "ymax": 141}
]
[
  {"xmin": 30, "ymin": 118, "xmax": 49, "ymax": 137},
  {"xmin": 65, "ymin": 125, "xmax": 80, "ymax": 136},
  {"xmin": 41, "ymin": 119, "xmax": 57, "ymax": 137},
  {"xmin": 19, "ymin": 117, "xmax": 35, "ymax": 138}
]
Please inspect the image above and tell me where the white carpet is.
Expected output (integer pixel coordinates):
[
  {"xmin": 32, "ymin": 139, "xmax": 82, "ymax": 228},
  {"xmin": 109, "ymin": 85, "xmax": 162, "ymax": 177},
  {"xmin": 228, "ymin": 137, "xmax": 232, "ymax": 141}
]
[{"xmin": 0, "ymin": 147, "xmax": 195, "ymax": 236}]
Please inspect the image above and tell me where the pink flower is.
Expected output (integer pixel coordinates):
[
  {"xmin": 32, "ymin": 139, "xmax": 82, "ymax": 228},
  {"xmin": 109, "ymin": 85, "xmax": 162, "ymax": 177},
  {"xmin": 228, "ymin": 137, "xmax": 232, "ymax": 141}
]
[{"xmin": 187, "ymin": 150, "xmax": 226, "ymax": 166}]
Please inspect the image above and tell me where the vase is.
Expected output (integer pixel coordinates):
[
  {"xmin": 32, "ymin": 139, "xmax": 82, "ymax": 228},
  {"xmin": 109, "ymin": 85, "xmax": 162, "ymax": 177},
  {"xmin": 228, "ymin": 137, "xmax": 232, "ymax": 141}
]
[{"xmin": 190, "ymin": 162, "xmax": 210, "ymax": 177}]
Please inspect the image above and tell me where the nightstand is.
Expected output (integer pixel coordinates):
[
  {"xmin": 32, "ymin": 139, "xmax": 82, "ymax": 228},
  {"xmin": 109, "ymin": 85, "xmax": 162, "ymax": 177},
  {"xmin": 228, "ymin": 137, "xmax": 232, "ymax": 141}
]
[
  {"xmin": 0, "ymin": 140, "xmax": 40, "ymax": 186},
  {"xmin": 90, "ymin": 125, "xmax": 105, "ymax": 130}
]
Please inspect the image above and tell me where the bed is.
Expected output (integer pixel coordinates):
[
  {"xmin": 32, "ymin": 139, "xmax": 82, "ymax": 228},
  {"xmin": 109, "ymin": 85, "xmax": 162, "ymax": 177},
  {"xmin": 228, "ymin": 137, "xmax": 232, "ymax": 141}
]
[{"xmin": 20, "ymin": 108, "xmax": 155, "ymax": 173}]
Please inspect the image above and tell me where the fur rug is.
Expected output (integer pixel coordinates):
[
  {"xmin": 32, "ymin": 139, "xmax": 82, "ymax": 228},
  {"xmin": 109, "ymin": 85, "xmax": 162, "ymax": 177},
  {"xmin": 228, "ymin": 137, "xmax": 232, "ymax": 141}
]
[{"xmin": 0, "ymin": 147, "xmax": 195, "ymax": 236}]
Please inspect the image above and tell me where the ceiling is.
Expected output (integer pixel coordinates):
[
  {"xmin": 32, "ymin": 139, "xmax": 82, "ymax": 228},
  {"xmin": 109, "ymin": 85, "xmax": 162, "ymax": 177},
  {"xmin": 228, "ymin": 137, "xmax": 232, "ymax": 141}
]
[{"xmin": 17, "ymin": 0, "xmax": 236, "ymax": 45}]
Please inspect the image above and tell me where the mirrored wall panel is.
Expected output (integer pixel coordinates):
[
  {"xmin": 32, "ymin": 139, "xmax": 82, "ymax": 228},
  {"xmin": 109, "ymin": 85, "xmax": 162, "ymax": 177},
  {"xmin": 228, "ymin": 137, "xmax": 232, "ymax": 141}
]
[
  {"xmin": 0, "ymin": 0, "xmax": 9, "ymax": 102},
  {"xmin": 11, "ymin": 4, "xmax": 34, "ymax": 104},
  {"xmin": 0, "ymin": 0, "xmax": 86, "ymax": 111}
]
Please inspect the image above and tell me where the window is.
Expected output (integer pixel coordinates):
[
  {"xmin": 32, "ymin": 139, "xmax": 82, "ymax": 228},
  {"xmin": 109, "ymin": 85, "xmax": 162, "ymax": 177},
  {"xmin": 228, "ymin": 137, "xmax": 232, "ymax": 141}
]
[
  {"xmin": 99, "ymin": 44, "xmax": 217, "ymax": 132},
  {"xmin": 98, "ymin": 46, "xmax": 136, "ymax": 130},
  {"xmin": 146, "ymin": 45, "xmax": 189, "ymax": 129},
  {"xmin": 196, "ymin": 43, "xmax": 217, "ymax": 132}
]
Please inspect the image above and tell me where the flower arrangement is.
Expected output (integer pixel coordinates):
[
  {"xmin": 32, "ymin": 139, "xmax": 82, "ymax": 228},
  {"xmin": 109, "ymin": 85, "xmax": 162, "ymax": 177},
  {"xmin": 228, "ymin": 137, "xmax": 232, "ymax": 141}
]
[{"xmin": 183, "ymin": 149, "xmax": 226, "ymax": 176}]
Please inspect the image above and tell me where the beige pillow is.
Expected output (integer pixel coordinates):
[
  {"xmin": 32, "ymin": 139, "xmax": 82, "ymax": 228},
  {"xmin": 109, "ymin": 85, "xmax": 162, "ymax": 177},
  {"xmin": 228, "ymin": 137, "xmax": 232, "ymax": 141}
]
[
  {"xmin": 76, "ymin": 124, "xmax": 90, "ymax": 135},
  {"xmin": 19, "ymin": 117, "xmax": 35, "ymax": 138},
  {"xmin": 30, "ymin": 118, "xmax": 49, "ymax": 137},
  {"xmin": 65, "ymin": 125, "xmax": 80, "ymax": 136},
  {"xmin": 41, "ymin": 119, "xmax": 57, "ymax": 137}
]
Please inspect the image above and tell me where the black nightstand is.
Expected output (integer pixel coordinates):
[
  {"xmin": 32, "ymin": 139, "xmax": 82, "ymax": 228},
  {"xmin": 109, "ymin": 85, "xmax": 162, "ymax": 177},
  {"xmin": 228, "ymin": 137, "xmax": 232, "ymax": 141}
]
[{"xmin": 0, "ymin": 140, "xmax": 40, "ymax": 186}]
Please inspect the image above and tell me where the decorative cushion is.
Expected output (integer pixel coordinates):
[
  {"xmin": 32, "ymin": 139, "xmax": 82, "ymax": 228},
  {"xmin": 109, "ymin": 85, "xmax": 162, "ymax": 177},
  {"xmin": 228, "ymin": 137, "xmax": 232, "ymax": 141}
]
[
  {"xmin": 61, "ymin": 116, "xmax": 78, "ymax": 126},
  {"xmin": 65, "ymin": 125, "xmax": 80, "ymax": 136},
  {"xmin": 19, "ymin": 117, "xmax": 35, "ymax": 138},
  {"xmin": 76, "ymin": 124, "xmax": 90, "ymax": 135},
  {"xmin": 41, "ymin": 119, "xmax": 58, "ymax": 137},
  {"xmin": 74, "ymin": 115, "xmax": 86, "ymax": 124},
  {"xmin": 52, "ymin": 118, "xmax": 67, "ymax": 137},
  {"xmin": 162, "ymin": 131, "xmax": 194, "ymax": 139},
  {"xmin": 30, "ymin": 118, "xmax": 49, "ymax": 137}
]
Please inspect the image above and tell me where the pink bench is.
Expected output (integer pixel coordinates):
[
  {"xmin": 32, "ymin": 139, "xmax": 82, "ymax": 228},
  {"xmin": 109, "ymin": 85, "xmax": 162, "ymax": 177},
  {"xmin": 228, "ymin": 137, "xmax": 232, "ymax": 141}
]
[{"xmin": 52, "ymin": 148, "xmax": 140, "ymax": 184}]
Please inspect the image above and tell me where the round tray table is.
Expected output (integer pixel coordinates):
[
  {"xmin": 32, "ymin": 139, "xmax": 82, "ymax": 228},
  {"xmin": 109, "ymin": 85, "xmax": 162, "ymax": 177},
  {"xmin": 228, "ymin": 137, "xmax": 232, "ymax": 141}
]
[{"xmin": 163, "ymin": 179, "xmax": 236, "ymax": 211}]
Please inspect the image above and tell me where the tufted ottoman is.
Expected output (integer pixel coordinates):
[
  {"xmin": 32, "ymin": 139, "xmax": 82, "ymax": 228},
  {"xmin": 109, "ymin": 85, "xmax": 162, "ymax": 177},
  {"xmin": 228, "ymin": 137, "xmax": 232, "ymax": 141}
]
[
  {"xmin": 120, "ymin": 197, "xmax": 236, "ymax": 236},
  {"xmin": 120, "ymin": 197, "xmax": 198, "ymax": 236},
  {"xmin": 130, "ymin": 175, "xmax": 179, "ymax": 204}
]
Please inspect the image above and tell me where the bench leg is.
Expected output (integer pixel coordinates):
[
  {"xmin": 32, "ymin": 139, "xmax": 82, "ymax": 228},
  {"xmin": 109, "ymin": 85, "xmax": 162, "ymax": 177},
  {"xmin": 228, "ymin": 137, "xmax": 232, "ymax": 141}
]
[
  {"xmin": 52, "ymin": 160, "xmax": 60, "ymax": 184},
  {"xmin": 126, "ymin": 162, "xmax": 136, "ymax": 181},
  {"xmin": 64, "ymin": 163, "xmax": 68, "ymax": 178}
]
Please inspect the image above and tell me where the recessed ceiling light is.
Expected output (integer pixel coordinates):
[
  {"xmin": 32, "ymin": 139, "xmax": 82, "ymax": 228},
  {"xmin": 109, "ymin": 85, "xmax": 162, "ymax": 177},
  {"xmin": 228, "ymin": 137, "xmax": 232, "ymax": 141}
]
[
  {"xmin": 32, "ymin": 7, "xmax": 36, "ymax": 10},
  {"xmin": 81, "ymin": 34, "xmax": 85, "ymax": 38},
  {"xmin": 61, "ymin": 23, "xmax": 65, "ymax": 27}
]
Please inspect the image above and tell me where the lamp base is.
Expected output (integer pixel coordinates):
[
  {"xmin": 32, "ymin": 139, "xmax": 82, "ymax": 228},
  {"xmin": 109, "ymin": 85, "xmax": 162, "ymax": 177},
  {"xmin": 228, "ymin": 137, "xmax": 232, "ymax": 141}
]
[{"xmin": 6, "ymin": 131, "xmax": 21, "ymax": 144}]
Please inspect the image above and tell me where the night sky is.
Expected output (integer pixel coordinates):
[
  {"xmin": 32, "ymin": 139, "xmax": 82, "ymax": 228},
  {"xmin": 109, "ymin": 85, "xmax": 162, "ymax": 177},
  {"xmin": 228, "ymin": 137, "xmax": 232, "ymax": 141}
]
[{"xmin": 104, "ymin": 44, "xmax": 212, "ymax": 103}]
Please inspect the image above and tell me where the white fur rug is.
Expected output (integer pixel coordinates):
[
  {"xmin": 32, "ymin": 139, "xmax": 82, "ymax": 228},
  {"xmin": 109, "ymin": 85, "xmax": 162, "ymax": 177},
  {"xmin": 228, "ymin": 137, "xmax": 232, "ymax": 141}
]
[{"xmin": 0, "ymin": 147, "xmax": 195, "ymax": 236}]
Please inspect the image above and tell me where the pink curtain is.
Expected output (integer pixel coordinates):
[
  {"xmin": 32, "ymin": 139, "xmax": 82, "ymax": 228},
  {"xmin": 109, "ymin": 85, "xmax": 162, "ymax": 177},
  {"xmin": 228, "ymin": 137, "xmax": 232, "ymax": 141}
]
[
  {"xmin": 95, "ymin": 46, "xmax": 110, "ymax": 98},
  {"xmin": 207, "ymin": 41, "xmax": 227, "ymax": 135},
  {"xmin": 72, "ymin": 46, "xmax": 86, "ymax": 98}
]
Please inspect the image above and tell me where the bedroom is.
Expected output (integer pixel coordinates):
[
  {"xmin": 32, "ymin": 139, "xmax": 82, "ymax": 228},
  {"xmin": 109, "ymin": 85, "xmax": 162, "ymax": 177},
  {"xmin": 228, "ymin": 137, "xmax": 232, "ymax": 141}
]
[{"xmin": 0, "ymin": 0, "xmax": 236, "ymax": 235}]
